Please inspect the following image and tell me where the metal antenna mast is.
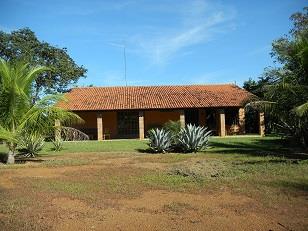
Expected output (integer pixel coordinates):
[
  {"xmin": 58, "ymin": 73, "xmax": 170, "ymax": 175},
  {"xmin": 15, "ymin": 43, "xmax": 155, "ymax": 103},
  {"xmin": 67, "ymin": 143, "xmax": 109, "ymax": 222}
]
[
  {"xmin": 123, "ymin": 45, "xmax": 127, "ymax": 86},
  {"xmin": 108, "ymin": 41, "xmax": 128, "ymax": 86}
]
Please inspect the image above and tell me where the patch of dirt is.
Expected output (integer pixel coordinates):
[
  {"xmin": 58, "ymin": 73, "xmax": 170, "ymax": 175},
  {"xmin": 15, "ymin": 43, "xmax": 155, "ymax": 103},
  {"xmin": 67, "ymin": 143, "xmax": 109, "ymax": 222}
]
[
  {"xmin": 0, "ymin": 177, "xmax": 15, "ymax": 189},
  {"xmin": 0, "ymin": 154, "xmax": 307, "ymax": 231},
  {"xmin": 51, "ymin": 197, "xmax": 92, "ymax": 212},
  {"xmin": 130, "ymin": 161, "xmax": 169, "ymax": 170},
  {"xmin": 50, "ymin": 190, "xmax": 290, "ymax": 231}
]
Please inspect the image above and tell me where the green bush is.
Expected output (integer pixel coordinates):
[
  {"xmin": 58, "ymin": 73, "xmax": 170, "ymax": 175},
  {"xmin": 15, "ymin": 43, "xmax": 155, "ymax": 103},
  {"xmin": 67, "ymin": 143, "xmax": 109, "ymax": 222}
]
[
  {"xmin": 178, "ymin": 124, "xmax": 211, "ymax": 153},
  {"xmin": 18, "ymin": 133, "xmax": 45, "ymax": 157},
  {"xmin": 147, "ymin": 128, "xmax": 172, "ymax": 153},
  {"xmin": 163, "ymin": 120, "xmax": 181, "ymax": 145}
]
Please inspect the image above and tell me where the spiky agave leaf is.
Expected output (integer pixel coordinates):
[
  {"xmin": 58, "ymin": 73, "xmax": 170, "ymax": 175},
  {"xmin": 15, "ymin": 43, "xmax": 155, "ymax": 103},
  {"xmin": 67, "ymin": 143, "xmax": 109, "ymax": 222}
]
[
  {"xmin": 147, "ymin": 128, "xmax": 172, "ymax": 153},
  {"xmin": 178, "ymin": 124, "xmax": 211, "ymax": 153},
  {"xmin": 18, "ymin": 132, "xmax": 45, "ymax": 157}
]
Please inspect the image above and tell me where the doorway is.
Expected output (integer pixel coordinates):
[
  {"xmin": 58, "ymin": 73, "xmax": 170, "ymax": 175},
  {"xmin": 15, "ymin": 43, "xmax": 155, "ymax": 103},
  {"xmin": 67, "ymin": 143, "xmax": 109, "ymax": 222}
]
[
  {"xmin": 185, "ymin": 109, "xmax": 199, "ymax": 126},
  {"xmin": 117, "ymin": 111, "xmax": 139, "ymax": 138}
]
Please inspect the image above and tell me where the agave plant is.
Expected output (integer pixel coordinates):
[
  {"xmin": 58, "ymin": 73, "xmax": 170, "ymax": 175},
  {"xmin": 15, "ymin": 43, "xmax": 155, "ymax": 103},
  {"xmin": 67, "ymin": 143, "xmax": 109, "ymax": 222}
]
[
  {"xmin": 52, "ymin": 136, "xmax": 63, "ymax": 152},
  {"xmin": 178, "ymin": 124, "xmax": 211, "ymax": 153},
  {"xmin": 18, "ymin": 133, "xmax": 45, "ymax": 157},
  {"xmin": 147, "ymin": 128, "xmax": 172, "ymax": 153}
]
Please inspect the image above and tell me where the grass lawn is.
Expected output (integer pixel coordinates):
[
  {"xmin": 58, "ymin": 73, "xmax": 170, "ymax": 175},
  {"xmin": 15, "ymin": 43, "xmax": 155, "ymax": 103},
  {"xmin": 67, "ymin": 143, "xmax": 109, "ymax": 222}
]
[{"xmin": 0, "ymin": 136, "xmax": 307, "ymax": 230}]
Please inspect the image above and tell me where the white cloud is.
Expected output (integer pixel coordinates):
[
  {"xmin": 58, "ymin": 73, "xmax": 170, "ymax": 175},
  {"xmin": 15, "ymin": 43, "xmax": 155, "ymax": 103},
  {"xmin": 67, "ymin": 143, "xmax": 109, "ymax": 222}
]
[
  {"xmin": 0, "ymin": 25, "xmax": 14, "ymax": 32},
  {"xmin": 129, "ymin": 1, "xmax": 236, "ymax": 65}
]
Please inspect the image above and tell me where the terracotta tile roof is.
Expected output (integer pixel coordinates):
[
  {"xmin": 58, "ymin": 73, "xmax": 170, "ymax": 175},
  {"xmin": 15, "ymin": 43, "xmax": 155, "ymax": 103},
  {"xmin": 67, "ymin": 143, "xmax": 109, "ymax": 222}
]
[{"xmin": 58, "ymin": 84, "xmax": 254, "ymax": 111}]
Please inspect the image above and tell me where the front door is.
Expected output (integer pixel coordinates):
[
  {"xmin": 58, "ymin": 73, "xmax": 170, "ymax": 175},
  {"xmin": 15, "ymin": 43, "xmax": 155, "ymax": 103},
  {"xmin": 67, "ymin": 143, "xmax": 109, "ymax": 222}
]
[{"xmin": 117, "ymin": 111, "xmax": 139, "ymax": 138}]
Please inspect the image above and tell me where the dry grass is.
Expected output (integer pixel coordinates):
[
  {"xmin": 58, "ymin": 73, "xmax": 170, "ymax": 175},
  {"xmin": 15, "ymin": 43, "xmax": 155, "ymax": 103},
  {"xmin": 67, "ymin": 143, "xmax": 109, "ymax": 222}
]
[{"xmin": 0, "ymin": 137, "xmax": 307, "ymax": 230}]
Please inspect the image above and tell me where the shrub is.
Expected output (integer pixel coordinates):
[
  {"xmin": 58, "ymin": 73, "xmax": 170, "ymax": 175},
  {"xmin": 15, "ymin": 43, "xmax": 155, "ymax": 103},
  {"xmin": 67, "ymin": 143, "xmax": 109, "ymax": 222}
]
[
  {"xmin": 163, "ymin": 120, "xmax": 181, "ymax": 145},
  {"xmin": 178, "ymin": 124, "xmax": 211, "ymax": 153},
  {"xmin": 52, "ymin": 137, "xmax": 64, "ymax": 152},
  {"xmin": 147, "ymin": 128, "xmax": 172, "ymax": 153},
  {"xmin": 18, "ymin": 133, "xmax": 45, "ymax": 157},
  {"xmin": 163, "ymin": 120, "xmax": 181, "ymax": 136}
]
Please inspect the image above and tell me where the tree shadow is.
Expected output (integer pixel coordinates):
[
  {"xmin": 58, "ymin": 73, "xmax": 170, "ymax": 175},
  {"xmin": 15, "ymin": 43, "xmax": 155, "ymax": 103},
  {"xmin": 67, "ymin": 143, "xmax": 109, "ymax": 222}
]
[
  {"xmin": 208, "ymin": 138, "xmax": 308, "ymax": 160},
  {"xmin": 0, "ymin": 152, "xmax": 7, "ymax": 163},
  {"xmin": 232, "ymin": 159, "xmax": 301, "ymax": 165},
  {"xmin": 136, "ymin": 148, "xmax": 156, "ymax": 154},
  {"xmin": 0, "ymin": 152, "xmax": 46, "ymax": 164},
  {"xmin": 266, "ymin": 180, "xmax": 308, "ymax": 193}
]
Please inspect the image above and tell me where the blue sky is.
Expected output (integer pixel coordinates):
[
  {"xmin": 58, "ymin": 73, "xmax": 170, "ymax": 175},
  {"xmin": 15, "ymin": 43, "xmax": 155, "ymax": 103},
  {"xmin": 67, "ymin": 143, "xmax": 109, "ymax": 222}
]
[{"xmin": 0, "ymin": 0, "xmax": 306, "ymax": 87}]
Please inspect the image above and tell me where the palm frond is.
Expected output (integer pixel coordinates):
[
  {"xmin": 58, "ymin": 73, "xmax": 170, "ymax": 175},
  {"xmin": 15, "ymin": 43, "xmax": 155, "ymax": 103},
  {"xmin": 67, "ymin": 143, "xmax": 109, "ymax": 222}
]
[
  {"xmin": 0, "ymin": 125, "xmax": 17, "ymax": 143},
  {"xmin": 17, "ymin": 94, "xmax": 82, "ymax": 137},
  {"xmin": 293, "ymin": 101, "xmax": 308, "ymax": 117}
]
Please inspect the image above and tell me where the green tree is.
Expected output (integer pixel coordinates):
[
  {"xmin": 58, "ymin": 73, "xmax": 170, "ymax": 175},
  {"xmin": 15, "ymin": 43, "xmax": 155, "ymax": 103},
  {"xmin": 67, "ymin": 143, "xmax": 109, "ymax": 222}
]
[
  {"xmin": 0, "ymin": 28, "xmax": 87, "ymax": 102},
  {"xmin": 244, "ymin": 8, "xmax": 308, "ymax": 147},
  {"xmin": 0, "ymin": 59, "xmax": 81, "ymax": 164}
]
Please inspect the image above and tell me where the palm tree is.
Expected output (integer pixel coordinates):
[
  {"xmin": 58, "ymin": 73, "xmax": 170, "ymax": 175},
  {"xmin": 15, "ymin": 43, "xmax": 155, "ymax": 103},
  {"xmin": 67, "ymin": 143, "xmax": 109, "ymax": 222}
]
[{"xmin": 0, "ymin": 59, "xmax": 80, "ymax": 164}]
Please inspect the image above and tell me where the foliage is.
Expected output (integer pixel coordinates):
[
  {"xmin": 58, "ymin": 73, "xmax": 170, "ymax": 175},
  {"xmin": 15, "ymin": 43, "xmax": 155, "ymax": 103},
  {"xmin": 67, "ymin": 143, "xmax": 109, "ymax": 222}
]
[
  {"xmin": 147, "ymin": 128, "xmax": 172, "ymax": 153},
  {"xmin": 0, "ymin": 59, "xmax": 82, "ymax": 163},
  {"xmin": 163, "ymin": 120, "xmax": 181, "ymax": 144},
  {"xmin": 178, "ymin": 124, "xmax": 211, "ymax": 153},
  {"xmin": 0, "ymin": 28, "xmax": 87, "ymax": 101},
  {"xmin": 163, "ymin": 120, "xmax": 181, "ymax": 136},
  {"xmin": 243, "ymin": 8, "xmax": 308, "ymax": 147},
  {"xmin": 18, "ymin": 133, "xmax": 45, "ymax": 157},
  {"xmin": 52, "ymin": 137, "xmax": 64, "ymax": 152}
]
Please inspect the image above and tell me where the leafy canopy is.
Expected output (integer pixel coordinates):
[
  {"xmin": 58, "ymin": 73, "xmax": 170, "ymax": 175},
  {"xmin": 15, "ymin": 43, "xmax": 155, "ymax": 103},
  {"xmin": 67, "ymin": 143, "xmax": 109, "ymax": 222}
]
[
  {"xmin": 0, "ymin": 28, "xmax": 87, "ymax": 101},
  {"xmin": 243, "ymin": 7, "xmax": 308, "ymax": 146}
]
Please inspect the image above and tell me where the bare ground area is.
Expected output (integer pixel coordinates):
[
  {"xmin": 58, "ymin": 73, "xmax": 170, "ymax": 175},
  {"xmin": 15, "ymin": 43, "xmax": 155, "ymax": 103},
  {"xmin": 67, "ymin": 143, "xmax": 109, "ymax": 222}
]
[{"xmin": 0, "ymin": 152, "xmax": 307, "ymax": 231}]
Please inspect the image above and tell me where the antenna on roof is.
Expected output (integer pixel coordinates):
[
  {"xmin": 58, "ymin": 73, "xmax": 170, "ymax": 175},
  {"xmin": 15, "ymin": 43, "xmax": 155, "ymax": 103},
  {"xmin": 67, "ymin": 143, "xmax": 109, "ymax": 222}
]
[
  {"xmin": 123, "ymin": 44, "xmax": 127, "ymax": 86},
  {"xmin": 108, "ymin": 41, "xmax": 128, "ymax": 86}
]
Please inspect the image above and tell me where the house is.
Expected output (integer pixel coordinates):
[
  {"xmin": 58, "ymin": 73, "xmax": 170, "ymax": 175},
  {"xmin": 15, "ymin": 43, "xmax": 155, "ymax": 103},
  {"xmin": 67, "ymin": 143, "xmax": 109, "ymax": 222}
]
[{"xmin": 58, "ymin": 84, "xmax": 265, "ymax": 140}]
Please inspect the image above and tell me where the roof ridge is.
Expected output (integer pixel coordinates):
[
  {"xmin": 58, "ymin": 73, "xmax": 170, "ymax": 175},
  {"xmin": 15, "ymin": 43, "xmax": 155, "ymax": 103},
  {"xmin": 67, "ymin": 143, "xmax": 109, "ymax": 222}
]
[{"xmin": 72, "ymin": 83, "xmax": 237, "ymax": 90}]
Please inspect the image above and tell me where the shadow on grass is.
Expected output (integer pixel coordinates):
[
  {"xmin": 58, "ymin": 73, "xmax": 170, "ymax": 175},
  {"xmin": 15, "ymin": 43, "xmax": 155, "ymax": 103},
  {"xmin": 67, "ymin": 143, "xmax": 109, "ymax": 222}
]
[
  {"xmin": 0, "ymin": 152, "xmax": 46, "ymax": 164},
  {"xmin": 136, "ymin": 148, "xmax": 162, "ymax": 154},
  {"xmin": 267, "ymin": 180, "xmax": 308, "ymax": 193},
  {"xmin": 208, "ymin": 138, "xmax": 308, "ymax": 160},
  {"xmin": 0, "ymin": 152, "xmax": 7, "ymax": 163},
  {"xmin": 232, "ymin": 159, "xmax": 301, "ymax": 165}
]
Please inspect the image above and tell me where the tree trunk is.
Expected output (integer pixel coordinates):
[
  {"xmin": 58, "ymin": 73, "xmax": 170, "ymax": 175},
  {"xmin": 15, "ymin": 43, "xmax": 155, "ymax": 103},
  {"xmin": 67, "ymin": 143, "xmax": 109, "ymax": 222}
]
[{"xmin": 6, "ymin": 150, "xmax": 15, "ymax": 164}]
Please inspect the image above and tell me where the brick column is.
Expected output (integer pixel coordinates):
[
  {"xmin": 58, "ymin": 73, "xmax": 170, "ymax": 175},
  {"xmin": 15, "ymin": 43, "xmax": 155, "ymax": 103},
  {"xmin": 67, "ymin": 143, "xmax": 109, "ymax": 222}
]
[
  {"xmin": 179, "ymin": 110, "xmax": 185, "ymax": 128},
  {"xmin": 139, "ymin": 111, "xmax": 144, "ymax": 140},
  {"xmin": 259, "ymin": 112, "xmax": 265, "ymax": 137},
  {"xmin": 54, "ymin": 119, "xmax": 61, "ymax": 140},
  {"xmin": 97, "ymin": 112, "xmax": 103, "ymax": 141},
  {"xmin": 218, "ymin": 109, "xmax": 226, "ymax": 137},
  {"xmin": 198, "ymin": 109, "xmax": 206, "ymax": 127},
  {"xmin": 238, "ymin": 108, "xmax": 245, "ymax": 134}
]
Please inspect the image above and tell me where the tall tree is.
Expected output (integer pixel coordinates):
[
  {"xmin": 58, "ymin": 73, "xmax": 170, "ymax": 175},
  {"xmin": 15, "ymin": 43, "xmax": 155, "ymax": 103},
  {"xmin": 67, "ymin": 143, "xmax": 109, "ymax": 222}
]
[
  {"xmin": 0, "ymin": 28, "xmax": 87, "ymax": 102},
  {"xmin": 244, "ymin": 7, "xmax": 308, "ymax": 147},
  {"xmin": 0, "ymin": 59, "xmax": 81, "ymax": 164}
]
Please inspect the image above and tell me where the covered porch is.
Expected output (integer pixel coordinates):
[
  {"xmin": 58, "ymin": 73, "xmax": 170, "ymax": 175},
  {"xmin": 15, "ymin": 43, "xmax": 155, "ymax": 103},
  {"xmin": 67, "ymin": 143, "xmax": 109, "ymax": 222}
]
[{"xmin": 72, "ymin": 108, "xmax": 265, "ymax": 140}]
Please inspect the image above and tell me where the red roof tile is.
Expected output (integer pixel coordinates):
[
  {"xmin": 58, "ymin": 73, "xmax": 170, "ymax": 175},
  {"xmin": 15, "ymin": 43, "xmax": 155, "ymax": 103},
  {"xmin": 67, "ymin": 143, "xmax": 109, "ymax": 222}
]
[{"xmin": 58, "ymin": 84, "xmax": 254, "ymax": 111}]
